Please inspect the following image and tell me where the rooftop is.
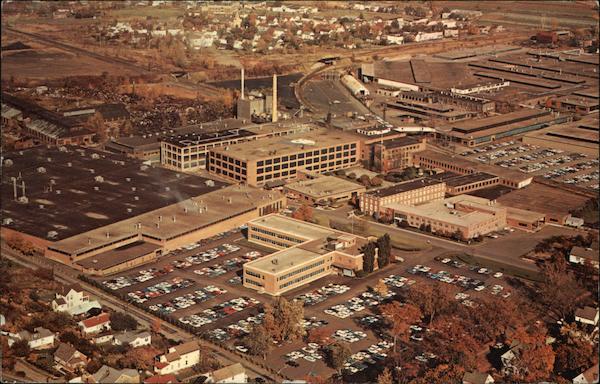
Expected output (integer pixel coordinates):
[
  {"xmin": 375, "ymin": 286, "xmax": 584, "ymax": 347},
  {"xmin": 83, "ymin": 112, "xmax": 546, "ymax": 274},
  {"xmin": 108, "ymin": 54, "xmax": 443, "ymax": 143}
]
[
  {"xmin": 250, "ymin": 214, "xmax": 335, "ymax": 241},
  {"xmin": 571, "ymin": 246, "xmax": 599, "ymax": 262},
  {"xmin": 210, "ymin": 363, "xmax": 246, "ymax": 383},
  {"xmin": 366, "ymin": 178, "xmax": 444, "ymax": 198},
  {"xmin": 443, "ymin": 172, "xmax": 499, "ymax": 187},
  {"xmin": 209, "ymin": 126, "xmax": 359, "ymax": 161},
  {"xmin": 380, "ymin": 136, "xmax": 422, "ymax": 149},
  {"xmin": 162, "ymin": 128, "xmax": 256, "ymax": 147},
  {"xmin": 76, "ymin": 241, "xmax": 161, "ymax": 270},
  {"xmin": 1, "ymin": 146, "xmax": 227, "ymax": 241},
  {"xmin": 284, "ymin": 175, "xmax": 364, "ymax": 200},
  {"xmin": 49, "ymin": 185, "xmax": 282, "ymax": 256}
]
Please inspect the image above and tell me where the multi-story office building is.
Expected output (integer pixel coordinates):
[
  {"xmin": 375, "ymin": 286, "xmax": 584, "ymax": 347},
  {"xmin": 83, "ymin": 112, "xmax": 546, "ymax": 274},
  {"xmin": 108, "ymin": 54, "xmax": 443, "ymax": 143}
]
[
  {"xmin": 372, "ymin": 136, "xmax": 426, "ymax": 172},
  {"xmin": 161, "ymin": 123, "xmax": 315, "ymax": 172},
  {"xmin": 243, "ymin": 214, "xmax": 371, "ymax": 295},
  {"xmin": 360, "ymin": 178, "xmax": 446, "ymax": 216},
  {"xmin": 207, "ymin": 128, "xmax": 362, "ymax": 186}
]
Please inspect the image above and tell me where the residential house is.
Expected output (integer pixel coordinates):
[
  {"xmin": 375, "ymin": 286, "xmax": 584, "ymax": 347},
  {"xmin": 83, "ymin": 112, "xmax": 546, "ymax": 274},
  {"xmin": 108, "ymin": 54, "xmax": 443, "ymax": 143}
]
[
  {"xmin": 575, "ymin": 306, "xmax": 599, "ymax": 326},
  {"xmin": 92, "ymin": 365, "xmax": 139, "ymax": 383},
  {"xmin": 205, "ymin": 363, "xmax": 247, "ymax": 383},
  {"xmin": 573, "ymin": 364, "xmax": 599, "ymax": 384},
  {"xmin": 54, "ymin": 343, "xmax": 89, "ymax": 373},
  {"xmin": 463, "ymin": 371, "xmax": 494, "ymax": 384},
  {"xmin": 154, "ymin": 341, "xmax": 201, "ymax": 375},
  {"xmin": 52, "ymin": 283, "xmax": 101, "ymax": 316},
  {"xmin": 113, "ymin": 330, "xmax": 152, "ymax": 348},
  {"xmin": 79, "ymin": 313, "xmax": 111, "ymax": 335},
  {"xmin": 144, "ymin": 374, "xmax": 179, "ymax": 384},
  {"xmin": 569, "ymin": 246, "xmax": 599, "ymax": 269},
  {"xmin": 8, "ymin": 327, "xmax": 55, "ymax": 350}
]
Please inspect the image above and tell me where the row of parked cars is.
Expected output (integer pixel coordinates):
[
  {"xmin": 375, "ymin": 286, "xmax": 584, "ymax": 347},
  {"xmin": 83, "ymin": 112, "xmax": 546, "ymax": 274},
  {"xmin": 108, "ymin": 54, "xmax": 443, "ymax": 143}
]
[
  {"xmin": 294, "ymin": 284, "xmax": 350, "ymax": 306},
  {"xmin": 324, "ymin": 291, "xmax": 396, "ymax": 319},
  {"xmin": 193, "ymin": 251, "xmax": 263, "ymax": 277},
  {"xmin": 148, "ymin": 285, "xmax": 227, "ymax": 315},
  {"xmin": 460, "ymin": 140, "xmax": 517, "ymax": 158},
  {"xmin": 382, "ymin": 274, "xmax": 416, "ymax": 289},
  {"xmin": 178, "ymin": 297, "xmax": 260, "ymax": 328},
  {"xmin": 344, "ymin": 341, "xmax": 392, "ymax": 374},
  {"xmin": 127, "ymin": 277, "xmax": 193, "ymax": 304},
  {"xmin": 333, "ymin": 329, "xmax": 368, "ymax": 343},
  {"xmin": 184, "ymin": 243, "xmax": 242, "ymax": 265},
  {"xmin": 102, "ymin": 265, "xmax": 174, "ymax": 290}
]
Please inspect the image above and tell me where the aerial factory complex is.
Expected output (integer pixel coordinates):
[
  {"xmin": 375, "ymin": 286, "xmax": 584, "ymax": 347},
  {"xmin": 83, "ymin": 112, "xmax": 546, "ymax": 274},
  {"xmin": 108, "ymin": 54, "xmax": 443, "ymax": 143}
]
[{"xmin": 1, "ymin": 1, "xmax": 598, "ymax": 383}]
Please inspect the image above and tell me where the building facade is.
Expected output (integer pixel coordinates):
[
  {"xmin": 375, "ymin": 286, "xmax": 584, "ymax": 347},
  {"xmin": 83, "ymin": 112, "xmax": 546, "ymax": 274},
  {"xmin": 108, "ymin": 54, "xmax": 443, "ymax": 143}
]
[
  {"xmin": 372, "ymin": 137, "xmax": 426, "ymax": 172},
  {"xmin": 360, "ymin": 178, "xmax": 446, "ymax": 216}
]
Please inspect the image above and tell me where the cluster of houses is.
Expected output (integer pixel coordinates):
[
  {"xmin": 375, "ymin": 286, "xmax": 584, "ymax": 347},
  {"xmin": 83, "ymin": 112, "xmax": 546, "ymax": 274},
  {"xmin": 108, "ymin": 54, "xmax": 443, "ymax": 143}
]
[
  {"xmin": 3, "ymin": 283, "xmax": 249, "ymax": 383},
  {"xmin": 94, "ymin": 2, "xmax": 492, "ymax": 54}
]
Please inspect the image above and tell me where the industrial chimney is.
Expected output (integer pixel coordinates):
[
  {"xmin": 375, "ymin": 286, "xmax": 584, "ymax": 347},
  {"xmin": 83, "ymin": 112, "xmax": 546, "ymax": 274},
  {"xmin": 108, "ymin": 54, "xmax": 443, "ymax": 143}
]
[
  {"xmin": 272, "ymin": 74, "xmax": 278, "ymax": 123},
  {"xmin": 241, "ymin": 67, "xmax": 245, "ymax": 100}
]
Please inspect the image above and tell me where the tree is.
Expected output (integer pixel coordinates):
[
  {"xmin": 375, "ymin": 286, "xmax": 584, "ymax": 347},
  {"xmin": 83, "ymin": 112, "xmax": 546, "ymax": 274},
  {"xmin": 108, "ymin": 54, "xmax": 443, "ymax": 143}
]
[
  {"xmin": 408, "ymin": 282, "xmax": 455, "ymax": 325},
  {"xmin": 377, "ymin": 367, "xmax": 393, "ymax": 384},
  {"xmin": 507, "ymin": 324, "xmax": 555, "ymax": 382},
  {"xmin": 110, "ymin": 312, "xmax": 138, "ymax": 331},
  {"xmin": 272, "ymin": 297, "xmax": 305, "ymax": 342},
  {"xmin": 370, "ymin": 176, "xmax": 383, "ymax": 187},
  {"xmin": 244, "ymin": 324, "xmax": 272, "ymax": 359},
  {"xmin": 361, "ymin": 242, "xmax": 377, "ymax": 273},
  {"xmin": 554, "ymin": 337, "xmax": 596, "ymax": 377},
  {"xmin": 379, "ymin": 301, "xmax": 422, "ymax": 352},
  {"xmin": 358, "ymin": 174, "xmax": 371, "ymax": 187},
  {"xmin": 307, "ymin": 327, "xmax": 332, "ymax": 346},
  {"xmin": 373, "ymin": 279, "xmax": 389, "ymax": 297},
  {"xmin": 376, "ymin": 234, "xmax": 391, "ymax": 268},
  {"xmin": 151, "ymin": 319, "xmax": 161, "ymax": 334},
  {"xmin": 11, "ymin": 339, "xmax": 30, "ymax": 357},
  {"xmin": 326, "ymin": 342, "xmax": 351, "ymax": 374},
  {"xmin": 538, "ymin": 261, "xmax": 585, "ymax": 321}
]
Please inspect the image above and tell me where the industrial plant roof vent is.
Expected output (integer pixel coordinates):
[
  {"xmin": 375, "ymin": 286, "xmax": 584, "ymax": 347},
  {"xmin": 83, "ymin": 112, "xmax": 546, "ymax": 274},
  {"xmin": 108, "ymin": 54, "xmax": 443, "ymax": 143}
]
[
  {"xmin": 39, "ymin": 204, "xmax": 45, "ymax": 209},
  {"xmin": 67, "ymin": 162, "xmax": 72, "ymax": 167},
  {"xmin": 94, "ymin": 186, "xmax": 100, "ymax": 191},
  {"xmin": 94, "ymin": 176, "xmax": 104, "ymax": 183},
  {"xmin": 134, "ymin": 196, "xmax": 139, "ymax": 200},
  {"xmin": 3, "ymin": 218, "xmax": 14, "ymax": 225},
  {"xmin": 271, "ymin": 259, "xmax": 278, "ymax": 265},
  {"xmin": 205, "ymin": 180, "xmax": 215, "ymax": 187},
  {"xmin": 17, "ymin": 196, "xmax": 28, "ymax": 204},
  {"xmin": 47, "ymin": 231, "xmax": 58, "ymax": 239},
  {"xmin": 140, "ymin": 165, "xmax": 149, "ymax": 171},
  {"xmin": 47, "ymin": 157, "xmax": 52, "ymax": 162},
  {"xmin": 58, "ymin": 146, "xmax": 67, "ymax": 152},
  {"xmin": 37, "ymin": 167, "xmax": 46, "ymax": 174},
  {"xmin": 90, "ymin": 169, "xmax": 95, "ymax": 174},
  {"xmin": 4, "ymin": 159, "xmax": 13, "ymax": 167},
  {"xmin": 165, "ymin": 187, "xmax": 170, "ymax": 191},
  {"xmin": 91, "ymin": 153, "xmax": 100, "ymax": 159},
  {"xmin": 126, "ymin": 177, "xmax": 131, "ymax": 182}
]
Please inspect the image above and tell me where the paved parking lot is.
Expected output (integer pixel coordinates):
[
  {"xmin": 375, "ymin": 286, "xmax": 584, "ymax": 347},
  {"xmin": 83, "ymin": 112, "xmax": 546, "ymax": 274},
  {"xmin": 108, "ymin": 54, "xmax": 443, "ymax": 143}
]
[{"xmin": 459, "ymin": 140, "xmax": 599, "ymax": 190}]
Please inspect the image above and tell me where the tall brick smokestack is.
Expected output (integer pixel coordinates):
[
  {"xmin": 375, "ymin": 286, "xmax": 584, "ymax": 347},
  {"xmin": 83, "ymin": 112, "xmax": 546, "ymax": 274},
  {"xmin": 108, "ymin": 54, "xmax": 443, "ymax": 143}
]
[{"xmin": 272, "ymin": 74, "xmax": 278, "ymax": 123}]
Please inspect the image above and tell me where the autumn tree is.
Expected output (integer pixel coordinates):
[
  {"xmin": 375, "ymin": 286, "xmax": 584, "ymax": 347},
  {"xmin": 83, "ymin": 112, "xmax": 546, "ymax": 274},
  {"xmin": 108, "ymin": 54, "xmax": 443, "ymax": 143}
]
[
  {"xmin": 380, "ymin": 301, "xmax": 422, "ymax": 352},
  {"xmin": 307, "ymin": 327, "xmax": 333, "ymax": 346},
  {"xmin": 377, "ymin": 367, "xmax": 393, "ymax": 384},
  {"xmin": 408, "ymin": 282, "xmax": 455, "ymax": 325},
  {"xmin": 326, "ymin": 342, "xmax": 351, "ymax": 374},
  {"xmin": 538, "ymin": 261, "xmax": 586, "ymax": 321},
  {"xmin": 373, "ymin": 279, "xmax": 389, "ymax": 297},
  {"xmin": 272, "ymin": 297, "xmax": 305, "ymax": 342},
  {"xmin": 244, "ymin": 324, "xmax": 272, "ymax": 359},
  {"xmin": 554, "ymin": 337, "xmax": 596, "ymax": 377},
  {"xmin": 11, "ymin": 339, "xmax": 30, "ymax": 357},
  {"xmin": 505, "ymin": 324, "xmax": 555, "ymax": 382}
]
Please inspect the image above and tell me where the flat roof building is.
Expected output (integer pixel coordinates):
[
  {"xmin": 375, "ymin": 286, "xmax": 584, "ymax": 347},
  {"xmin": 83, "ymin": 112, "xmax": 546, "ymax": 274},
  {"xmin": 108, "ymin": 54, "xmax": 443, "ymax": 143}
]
[
  {"xmin": 372, "ymin": 136, "xmax": 426, "ymax": 173},
  {"xmin": 243, "ymin": 214, "xmax": 371, "ymax": 295},
  {"xmin": 386, "ymin": 195, "xmax": 508, "ymax": 240},
  {"xmin": 207, "ymin": 127, "xmax": 361, "ymax": 186},
  {"xmin": 361, "ymin": 178, "xmax": 446, "ymax": 217},
  {"xmin": 284, "ymin": 174, "xmax": 365, "ymax": 205},
  {"xmin": 522, "ymin": 115, "xmax": 599, "ymax": 156}
]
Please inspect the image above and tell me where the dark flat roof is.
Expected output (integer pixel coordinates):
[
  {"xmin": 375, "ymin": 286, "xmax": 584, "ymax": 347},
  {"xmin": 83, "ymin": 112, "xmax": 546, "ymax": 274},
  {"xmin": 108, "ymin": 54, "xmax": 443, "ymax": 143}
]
[
  {"xmin": 367, "ymin": 178, "xmax": 444, "ymax": 198},
  {"xmin": 162, "ymin": 128, "xmax": 256, "ymax": 147},
  {"xmin": 450, "ymin": 109, "xmax": 551, "ymax": 134},
  {"xmin": 76, "ymin": 241, "xmax": 161, "ymax": 270},
  {"xmin": 382, "ymin": 136, "xmax": 421, "ymax": 149},
  {"xmin": 1, "ymin": 146, "xmax": 227, "ymax": 241},
  {"xmin": 444, "ymin": 172, "xmax": 499, "ymax": 187}
]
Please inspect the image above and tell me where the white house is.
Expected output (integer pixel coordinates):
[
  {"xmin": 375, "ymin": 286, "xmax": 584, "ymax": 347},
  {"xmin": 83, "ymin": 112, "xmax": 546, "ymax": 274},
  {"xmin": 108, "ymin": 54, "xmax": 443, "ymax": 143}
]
[
  {"xmin": 154, "ymin": 341, "xmax": 201, "ymax": 375},
  {"xmin": 114, "ymin": 331, "xmax": 152, "ymax": 348},
  {"xmin": 573, "ymin": 364, "xmax": 599, "ymax": 384},
  {"xmin": 78, "ymin": 313, "xmax": 111, "ymax": 335},
  {"xmin": 8, "ymin": 327, "xmax": 55, "ymax": 350},
  {"xmin": 205, "ymin": 363, "xmax": 247, "ymax": 383},
  {"xmin": 462, "ymin": 371, "xmax": 494, "ymax": 384},
  {"xmin": 386, "ymin": 35, "xmax": 404, "ymax": 45},
  {"xmin": 569, "ymin": 246, "xmax": 599, "ymax": 269},
  {"xmin": 52, "ymin": 284, "xmax": 101, "ymax": 316},
  {"xmin": 575, "ymin": 306, "xmax": 599, "ymax": 326}
]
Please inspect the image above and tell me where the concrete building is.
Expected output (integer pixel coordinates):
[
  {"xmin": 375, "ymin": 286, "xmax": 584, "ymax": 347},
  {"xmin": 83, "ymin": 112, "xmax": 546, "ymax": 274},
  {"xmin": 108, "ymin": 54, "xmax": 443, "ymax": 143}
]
[
  {"xmin": 387, "ymin": 195, "xmax": 508, "ymax": 240},
  {"xmin": 361, "ymin": 178, "xmax": 446, "ymax": 216},
  {"xmin": 207, "ymin": 127, "xmax": 361, "ymax": 186},
  {"xmin": 569, "ymin": 246, "xmax": 599, "ymax": 269},
  {"xmin": 243, "ymin": 214, "xmax": 372, "ymax": 295},
  {"xmin": 372, "ymin": 136, "xmax": 426, "ymax": 172},
  {"xmin": 283, "ymin": 174, "xmax": 365, "ymax": 205},
  {"xmin": 154, "ymin": 341, "xmax": 201, "ymax": 375}
]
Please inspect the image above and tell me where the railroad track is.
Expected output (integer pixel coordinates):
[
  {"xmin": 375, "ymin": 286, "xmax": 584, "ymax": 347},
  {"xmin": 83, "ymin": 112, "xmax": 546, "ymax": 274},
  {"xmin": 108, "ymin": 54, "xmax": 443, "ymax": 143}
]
[{"xmin": 4, "ymin": 26, "xmax": 151, "ymax": 74}]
